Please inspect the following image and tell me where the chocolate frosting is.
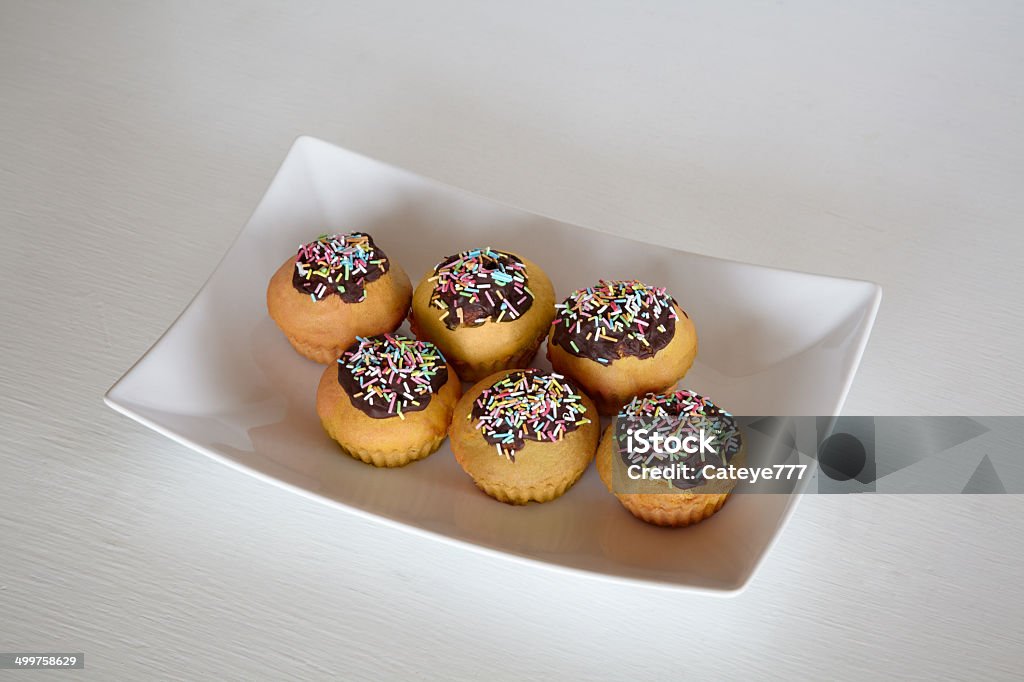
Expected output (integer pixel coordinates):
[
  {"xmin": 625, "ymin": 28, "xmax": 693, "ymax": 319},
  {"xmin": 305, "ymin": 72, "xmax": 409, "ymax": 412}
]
[
  {"xmin": 428, "ymin": 248, "xmax": 533, "ymax": 330},
  {"xmin": 292, "ymin": 232, "xmax": 389, "ymax": 303},
  {"xmin": 469, "ymin": 369, "xmax": 591, "ymax": 461},
  {"xmin": 614, "ymin": 390, "xmax": 742, "ymax": 490},
  {"xmin": 551, "ymin": 280, "xmax": 682, "ymax": 363},
  {"xmin": 337, "ymin": 334, "xmax": 449, "ymax": 420}
]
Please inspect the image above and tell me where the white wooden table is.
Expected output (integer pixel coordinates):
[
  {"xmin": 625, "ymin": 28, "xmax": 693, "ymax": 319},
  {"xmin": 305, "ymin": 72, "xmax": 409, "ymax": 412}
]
[{"xmin": 2, "ymin": 2, "xmax": 1022, "ymax": 678}]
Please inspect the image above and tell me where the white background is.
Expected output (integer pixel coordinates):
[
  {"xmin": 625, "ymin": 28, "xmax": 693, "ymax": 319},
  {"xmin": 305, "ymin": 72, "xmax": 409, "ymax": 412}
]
[{"xmin": 2, "ymin": 1, "xmax": 1022, "ymax": 678}]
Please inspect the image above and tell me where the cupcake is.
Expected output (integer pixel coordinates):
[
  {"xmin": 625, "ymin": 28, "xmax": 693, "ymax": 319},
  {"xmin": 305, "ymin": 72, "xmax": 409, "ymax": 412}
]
[
  {"xmin": 450, "ymin": 369, "xmax": 599, "ymax": 504},
  {"xmin": 267, "ymin": 232, "xmax": 412, "ymax": 363},
  {"xmin": 595, "ymin": 390, "xmax": 745, "ymax": 527},
  {"xmin": 547, "ymin": 279, "xmax": 697, "ymax": 415},
  {"xmin": 410, "ymin": 248, "xmax": 555, "ymax": 382},
  {"xmin": 317, "ymin": 333, "xmax": 461, "ymax": 467}
]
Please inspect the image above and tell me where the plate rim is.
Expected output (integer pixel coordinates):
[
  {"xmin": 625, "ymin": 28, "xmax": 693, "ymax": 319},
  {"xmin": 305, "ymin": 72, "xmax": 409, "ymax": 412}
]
[{"xmin": 105, "ymin": 134, "xmax": 883, "ymax": 596}]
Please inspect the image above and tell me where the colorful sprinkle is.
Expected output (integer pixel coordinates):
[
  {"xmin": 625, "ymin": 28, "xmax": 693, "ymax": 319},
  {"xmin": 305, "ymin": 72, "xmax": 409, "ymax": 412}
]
[
  {"xmin": 551, "ymin": 279, "xmax": 681, "ymax": 362},
  {"xmin": 469, "ymin": 369, "xmax": 591, "ymax": 461},
  {"xmin": 337, "ymin": 334, "xmax": 448, "ymax": 420},
  {"xmin": 293, "ymin": 232, "xmax": 388, "ymax": 303},
  {"xmin": 428, "ymin": 248, "xmax": 533, "ymax": 330},
  {"xmin": 615, "ymin": 390, "xmax": 742, "ymax": 485}
]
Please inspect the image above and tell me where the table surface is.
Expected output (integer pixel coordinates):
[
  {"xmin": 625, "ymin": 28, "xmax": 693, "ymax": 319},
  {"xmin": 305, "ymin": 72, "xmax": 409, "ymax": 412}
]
[{"xmin": 2, "ymin": 1, "xmax": 1023, "ymax": 679}]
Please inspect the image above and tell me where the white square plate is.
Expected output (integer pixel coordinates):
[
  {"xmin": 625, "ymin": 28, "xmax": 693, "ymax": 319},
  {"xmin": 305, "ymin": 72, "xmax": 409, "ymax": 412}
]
[{"xmin": 106, "ymin": 136, "xmax": 881, "ymax": 594}]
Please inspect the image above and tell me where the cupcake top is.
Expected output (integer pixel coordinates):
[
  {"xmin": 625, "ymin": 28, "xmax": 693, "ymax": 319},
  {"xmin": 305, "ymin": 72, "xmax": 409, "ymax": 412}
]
[
  {"xmin": 615, "ymin": 390, "xmax": 742, "ymax": 489},
  {"xmin": 551, "ymin": 279, "xmax": 682, "ymax": 363},
  {"xmin": 337, "ymin": 334, "xmax": 449, "ymax": 419},
  {"xmin": 293, "ymin": 232, "xmax": 389, "ymax": 303},
  {"xmin": 428, "ymin": 248, "xmax": 534, "ymax": 330},
  {"xmin": 469, "ymin": 369, "xmax": 591, "ymax": 461}
]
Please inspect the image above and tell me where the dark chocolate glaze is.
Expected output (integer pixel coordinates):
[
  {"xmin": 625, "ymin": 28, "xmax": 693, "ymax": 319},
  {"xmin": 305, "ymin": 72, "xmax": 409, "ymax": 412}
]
[
  {"xmin": 292, "ymin": 232, "xmax": 390, "ymax": 303},
  {"xmin": 469, "ymin": 369, "xmax": 590, "ymax": 461},
  {"xmin": 614, "ymin": 391, "xmax": 742, "ymax": 490},
  {"xmin": 551, "ymin": 281, "xmax": 682, "ymax": 362},
  {"xmin": 429, "ymin": 248, "xmax": 533, "ymax": 330},
  {"xmin": 337, "ymin": 334, "xmax": 449, "ymax": 420},
  {"xmin": 552, "ymin": 306, "xmax": 677, "ymax": 361}
]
